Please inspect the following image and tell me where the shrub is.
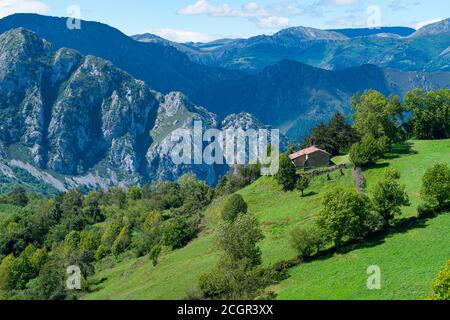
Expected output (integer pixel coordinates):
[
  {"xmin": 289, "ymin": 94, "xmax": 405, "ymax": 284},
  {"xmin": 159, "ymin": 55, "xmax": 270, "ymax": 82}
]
[
  {"xmin": 430, "ymin": 260, "xmax": 450, "ymax": 300},
  {"xmin": 317, "ymin": 188, "xmax": 380, "ymax": 249},
  {"xmin": 222, "ymin": 194, "xmax": 248, "ymax": 222},
  {"xmin": 290, "ymin": 225, "xmax": 325, "ymax": 259},
  {"xmin": 421, "ymin": 163, "xmax": 450, "ymax": 208},
  {"xmin": 217, "ymin": 214, "xmax": 264, "ymax": 267},
  {"xmin": 162, "ymin": 217, "xmax": 195, "ymax": 249}
]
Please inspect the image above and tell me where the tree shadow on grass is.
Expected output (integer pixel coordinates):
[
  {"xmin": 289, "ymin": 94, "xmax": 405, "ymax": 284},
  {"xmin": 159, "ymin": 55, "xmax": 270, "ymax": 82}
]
[
  {"xmin": 384, "ymin": 142, "xmax": 418, "ymax": 160},
  {"xmin": 87, "ymin": 277, "xmax": 108, "ymax": 293},
  {"xmin": 282, "ymin": 211, "xmax": 442, "ymax": 273},
  {"xmin": 303, "ymin": 191, "xmax": 318, "ymax": 197}
]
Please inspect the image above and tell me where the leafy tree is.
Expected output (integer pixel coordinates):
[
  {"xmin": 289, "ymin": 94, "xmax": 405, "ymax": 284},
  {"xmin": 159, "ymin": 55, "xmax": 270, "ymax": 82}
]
[
  {"xmin": 60, "ymin": 189, "xmax": 87, "ymax": 231},
  {"xmin": 349, "ymin": 135, "xmax": 388, "ymax": 167},
  {"xmin": 217, "ymin": 214, "xmax": 264, "ymax": 267},
  {"xmin": 178, "ymin": 174, "xmax": 213, "ymax": 212},
  {"xmin": 372, "ymin": 169, "xmax": 410, "ymax": 227},
  {"xmin": 303, "ymin": 113, "xmax": 360, "ymax": 156},
  {"xmin": 352, "ymin": 90, "xmax": 403, "ymax": 142},
  {"xmin": 82, "ymin": 192, "xmax": 104, "ymax": 224},
  {"xmin": 96, "ymin": 218, "xmax": 123, "ymax": 258},
  {"xmin": 199, "ymin": 254, "xmax": 266, "ymax": 300},
  {"xmin": 222, "ymin": 194, "xmax": 248, "ymax": 222},
  {"xmin": 276, "ymin": 153, "xmax": 299, "ymax": 191},
  {"xmin": 290, "ymin": 225, "xmax": 325, "ymax": 259},
  {"xmin": 33, "ymin": 259, "xmax": 67, "ymax": 300},
  {"xmin": 112, "ymin": 225, "xmax": 131, "ymax": 256},
  {"xmin": 317, "ymin": 188, "xmax": 380, "ymax": 249},
  {"xmin": 296, "ymin": 176, "xmax": 310, "ymax": 197},
  {"xmin": 6, "ymin": 186, "xmax": 29, "ymax": 207},
  {"xmin": 200, "ymin": 213, "xmax": 266, "ymax": 300},
  {"xmin": 162, "ymin": 217, "xmax": 195, "ymax": 249},
  {"xmin": 405, "ymin": 89, "xmax": 450, "ymax": 140},
  {"xmin": 430, "ymin": 260, "xmax": 449, "ymax": 300},
  {"xmin": 134, "ymin": 212, "xmax": 163, "ymax": 257},
  {"xmin": 421, "ymin": 163, "xmax": 450, "ymax": 208},
  {"xmin": 127, "ymin": 186, "xmax": 143, "ymax": 202},
  {"xmin": 0, "ymin": 255, "xmax": 14, "ymax": 298}
]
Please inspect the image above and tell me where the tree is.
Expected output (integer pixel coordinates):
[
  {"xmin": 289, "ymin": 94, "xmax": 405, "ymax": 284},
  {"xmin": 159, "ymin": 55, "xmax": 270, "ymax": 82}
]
[
  {"xmin": 134, "ymin": 212, "xmax": 163, "ymax": 257},
  {"xmin": 352, "ymin": 90, "xmax": 402, "ymax": 143},
  {"xmin": 405, "ymin": 89, "xmax": 450, "ymax": 140},
  {"xmin": 349, "ymin": 135, "xmax": 388, "ymax": 167},
  {"xmin": 276, "ymin": 154, "xmax": 299, "ymax": 191},
  {"xmin": 199, "ymin": 254, "xmax": 266, "ymax": 300},
  {"xmin": 296, "ymin": 176, "xmax": 310, "ymax": 197},
  {"xmin": 371, "ymin": 169, "xmax": 410, "ymax": 227},
  {"xmin": 178, "ymin": 174, "xmax": 213, "ymax": 212},
  {"xmin": 317, "ymin": 188, "xmax": 380, "ymax": 249},
  {"xmin": 290, "ymin": 225, "xmax": 325, "ymax": 259},
  {"xmin": 421, "ymin": 163, "xmax": 450, "ymax": 208},
  {"xmin": 303, "ymin": 113, "xmax": 360, "ymax": 156},
  {"xmin": 162, "ymin": 217, "xmax": 195, "ymax": 249},
  {"xmin": 127, "ymin": 186, "xmax": 143, "ymax": 202},
  {"xmin": 430, "ymin": 260, "xmax": 449, "ymax": 300},
  {"xmin": 200, "ymin": 213, "xmax": 266, "ymax": 300},
  {"xmin": 217, "ymin": 214, "xmax": 264, "ymax": 267},
  {"xmin": 112, "ymin": 225, "xmax": 131, "ymax": 256},
  {"xmin": 222, "ymin": 194, "xmax": 248, "ymax": 222},
  {"xmin": 6, "ymin": 186, "xmax": 29, "ymax": 207}
]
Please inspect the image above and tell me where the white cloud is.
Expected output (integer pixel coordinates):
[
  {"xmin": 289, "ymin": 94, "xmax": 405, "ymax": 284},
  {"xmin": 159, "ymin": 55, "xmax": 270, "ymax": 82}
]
[
  {"xmin": 415, "ymin": 18, "xmax": 443, "ymax": 30},
  {"xmin": 0, "ymin": 0, "xmax": 50, "ymax": 19},
  {"xmin": 178, "ymin": 1, "xmax": 297, "ymax": 29},
  {"xmin": 177, "ymin": 0, "xmax": 239, "ymax": 17},
  {"xmin": 152, "ymin": 28, "xmax": 218, "ymax": 43},
  {"xmin": 257, "ymin": 16, "xmax": 289, "ymax": 29},
  {"xmin": 327, "ymin": 0, "xmax": 359, "ymax": 5}
]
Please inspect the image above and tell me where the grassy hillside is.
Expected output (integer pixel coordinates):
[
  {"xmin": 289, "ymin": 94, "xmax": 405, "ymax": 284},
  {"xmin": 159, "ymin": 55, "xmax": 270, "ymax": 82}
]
[{"xmin": 85, "ymin": 139, "xmax": 450, "ymax": 300}]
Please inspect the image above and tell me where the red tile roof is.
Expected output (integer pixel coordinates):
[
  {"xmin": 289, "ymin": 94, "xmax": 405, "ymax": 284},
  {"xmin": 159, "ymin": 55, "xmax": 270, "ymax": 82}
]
[{"xmin": 289, "ymin": 146, "xmax": 330, "ymax": 160}]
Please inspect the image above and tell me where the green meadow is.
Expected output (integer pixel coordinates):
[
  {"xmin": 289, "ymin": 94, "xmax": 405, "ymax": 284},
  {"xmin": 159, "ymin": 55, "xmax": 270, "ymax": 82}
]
[{"xmin": 85, "ymin": 139, "xmax": 450, "ymax": 300}]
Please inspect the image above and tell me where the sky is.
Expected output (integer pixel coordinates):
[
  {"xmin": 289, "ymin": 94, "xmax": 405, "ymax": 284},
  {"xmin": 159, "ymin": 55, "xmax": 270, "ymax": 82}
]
[{"xmin": 0, "ymin": 0, "xmax": 448, "ymax": 42}]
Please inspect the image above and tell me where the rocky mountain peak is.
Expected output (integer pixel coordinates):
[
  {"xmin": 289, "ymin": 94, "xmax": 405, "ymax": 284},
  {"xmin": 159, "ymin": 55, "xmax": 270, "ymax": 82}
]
[
  {"xmin": 274, "ymin": 26, "xmax": 348, "ymax": 41},
  {"xmin": 411, "ymin": 18, "xmax": 450, "ymax": 37}
]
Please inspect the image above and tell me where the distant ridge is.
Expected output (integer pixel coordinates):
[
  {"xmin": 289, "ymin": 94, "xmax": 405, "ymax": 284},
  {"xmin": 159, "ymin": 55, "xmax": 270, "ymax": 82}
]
[{"xmin": 328, "ymin": 26, "xmax": 416, "ymax": 38}]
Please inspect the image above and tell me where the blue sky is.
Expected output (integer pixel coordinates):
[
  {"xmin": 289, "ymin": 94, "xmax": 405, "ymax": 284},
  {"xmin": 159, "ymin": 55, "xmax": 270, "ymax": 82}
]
[{"xmin": 0, "ymin": 0, "xmax": 448, "ymax": 42}]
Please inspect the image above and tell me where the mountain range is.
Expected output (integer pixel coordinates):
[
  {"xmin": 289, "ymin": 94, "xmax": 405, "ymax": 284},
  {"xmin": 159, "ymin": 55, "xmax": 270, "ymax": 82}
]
[
  {"xmin": 0, "ymin": 28, "xmax": 272, "ymax": 192},
  {"xmin": 0, "ymin": 14, "xmax": 449, "ymax": 190},
  {"xmin": 134, "ymin": 19, "xmax": 450, "ymax": 73}
]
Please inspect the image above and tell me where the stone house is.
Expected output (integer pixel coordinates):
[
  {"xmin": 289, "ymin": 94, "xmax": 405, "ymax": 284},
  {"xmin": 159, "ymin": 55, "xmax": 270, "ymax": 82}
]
[{"xmin": 289, "ymin": 146, "xmax": 331, "ymax": 169}]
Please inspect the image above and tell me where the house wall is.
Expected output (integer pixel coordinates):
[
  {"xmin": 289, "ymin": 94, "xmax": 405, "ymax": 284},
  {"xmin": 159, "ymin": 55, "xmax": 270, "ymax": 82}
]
[
  {"xmin": 292, "ymin": 155, "xmax": 307, "ymax": 167},
  {"xmin": 306, "ymin": 151, "xmax": 330, "ymax": 168}
]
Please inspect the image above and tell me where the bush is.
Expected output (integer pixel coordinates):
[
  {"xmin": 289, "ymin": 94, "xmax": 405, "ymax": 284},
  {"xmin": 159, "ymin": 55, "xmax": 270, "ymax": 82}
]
[
  {"xmin": 430, "ymin": 260, "xmax": 450, "ymax": 300},
  {"xmin": 317, "ymin": 188, "xmax": 380, "ymax": 249},
  {"xmin": 290, "ymin": 225, "xmax": 325, "ymax": 259},
  {"xmin": 162, "ymin": 217, "xmax": 195, "ymax": 249},
  {"xmin": 417, "ymin": 203, "xmax": 437, "ymax": 219},
  {"xmin": 421, "ymin": 163, "xmax": 450, "ymax": 208},
  {"xmin": 217, "ymin": 214, "xmax": 264, "ymax": 267},
  {"xmin": 199, "ymin": 255, "xmax": 265, "ymax": 300},
  {"xmin": 222, "ymin": 194, "xmax": 248, "ymax": 222}
]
